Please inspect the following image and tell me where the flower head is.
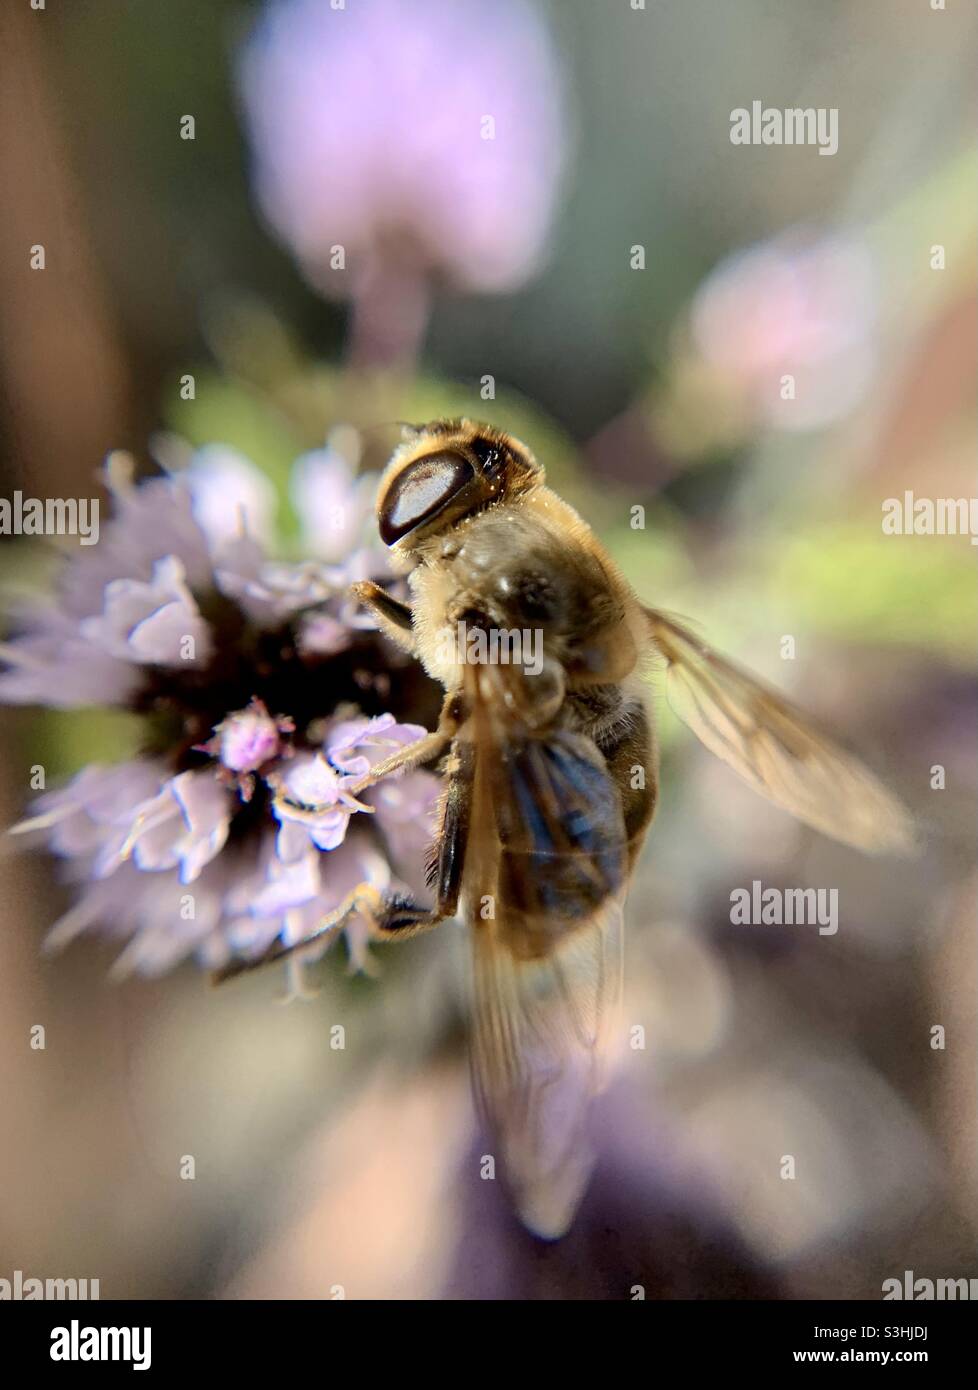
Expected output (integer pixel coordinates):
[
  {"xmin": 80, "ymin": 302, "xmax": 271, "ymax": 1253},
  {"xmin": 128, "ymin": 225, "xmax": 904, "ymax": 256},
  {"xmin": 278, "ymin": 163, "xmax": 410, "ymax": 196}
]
[
  {"xmin": 237, "ymin": 0, "xmax": 569, "ymax": 296},
  {"xmin": 689, "ymin": 231, "xmax": 879, "ymax": 431},
  {"xmin": 2, "ymin": 440, "xmax": 442, "ymax": 986}
]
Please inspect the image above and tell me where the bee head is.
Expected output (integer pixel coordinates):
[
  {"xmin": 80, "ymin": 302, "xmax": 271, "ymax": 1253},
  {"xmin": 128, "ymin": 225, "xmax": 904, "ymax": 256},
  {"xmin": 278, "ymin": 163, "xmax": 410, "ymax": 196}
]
[{"xmin": 376, "ymin": 419, "xmax": 543, "ymax": 551}]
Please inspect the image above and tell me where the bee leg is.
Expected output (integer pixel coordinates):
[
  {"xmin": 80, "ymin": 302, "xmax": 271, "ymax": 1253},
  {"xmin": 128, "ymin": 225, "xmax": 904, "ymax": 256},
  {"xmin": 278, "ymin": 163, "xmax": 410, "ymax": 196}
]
[
  {"xmin": 213, "ymin": 751, "xmax": 472, "ymax": 982},
  {"xmin": 346, "ymin": 727, "xmax": 450, "ymax": 794},
  {"xmin": 209, "ymin": 883, "xmax": 388, "ymax": 987},
  {"xmin": 371, "ymin": 743, "xmax": 473, "ymax": 941},
  {"xmin": 594, "ymin": 697, "xmax": 658, "ymax": 872},
  {"xmin": 366, "ymin": 900, "xmax": 447, "ymax": 939},
  {"xmin": 213, "ymin": 730, "xmax": 469, "ymax": 985},
  {"xmin": 346, "ymin": 693, "xmax": 461, "ymax": 794},
  {"xmin": 350, "ymin": 580, "xmax": 416, "ymax": 654}
]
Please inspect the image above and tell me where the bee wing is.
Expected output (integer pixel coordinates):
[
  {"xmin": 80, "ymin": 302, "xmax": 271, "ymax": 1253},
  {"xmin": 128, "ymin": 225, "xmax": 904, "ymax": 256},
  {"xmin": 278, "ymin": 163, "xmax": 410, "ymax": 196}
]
[
  {"xmin": 469, "ymin": 895, "xmax": 623, "ymax": 1241},
  {"xmin": 644, "ymin": 607, "xmax": 915, "ymax": 854},
  {"xmin": 464, "ymin": 718, "xmax": 628, "ymax": 1240}
]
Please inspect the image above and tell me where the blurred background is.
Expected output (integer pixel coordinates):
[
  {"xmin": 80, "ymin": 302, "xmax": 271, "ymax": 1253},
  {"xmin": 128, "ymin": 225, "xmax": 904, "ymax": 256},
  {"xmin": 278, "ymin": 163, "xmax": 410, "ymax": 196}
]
[{"xmin": 0, "ymin": 0, "xmax": 975, "ymax": 1299}]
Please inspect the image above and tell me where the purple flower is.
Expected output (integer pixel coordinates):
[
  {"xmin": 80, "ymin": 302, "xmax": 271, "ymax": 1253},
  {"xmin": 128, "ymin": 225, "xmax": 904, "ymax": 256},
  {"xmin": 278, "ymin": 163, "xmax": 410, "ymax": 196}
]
[
  {"xmin": 237, "ymin": 0, "xmax": 569, "ymax": 296},
  {"xmin": 290, "ymin": 441, "xmax": 383, "ymax": 566},
  {"xmin": 2, "ymin": 442, "xmax": 442, "ymax": 986},
  {"xmin": 211, "ymin": 698, "xmax": 289, "ymax": 777},
  {"xmin": 82, "ymin": 555, "xmax": 213, "ymax": 667},
  {"xmin": 689, "ymin": 230, "xmax": 879, "ymax": 431},
  {"xmin": 272, "ymin": 752, "xmax": 372, "ymax": 857}
]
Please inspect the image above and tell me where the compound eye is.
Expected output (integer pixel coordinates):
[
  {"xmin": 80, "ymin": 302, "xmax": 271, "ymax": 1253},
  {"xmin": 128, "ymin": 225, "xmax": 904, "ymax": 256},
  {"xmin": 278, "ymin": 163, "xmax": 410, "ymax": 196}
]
[
  {"xmin": 469, "ymin": 436, "xmax": 506, "ymax": 475},
  {"xmin": 379, "ymin": 451, "xmax": 474, "ymax": 545}
]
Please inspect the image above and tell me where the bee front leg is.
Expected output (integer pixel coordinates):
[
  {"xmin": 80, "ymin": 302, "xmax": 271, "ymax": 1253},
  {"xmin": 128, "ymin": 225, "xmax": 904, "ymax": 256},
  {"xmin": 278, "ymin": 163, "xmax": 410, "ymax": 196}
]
[{"xmin": 350, "ymin": 580, "xmax": 417, "ymax": 655}]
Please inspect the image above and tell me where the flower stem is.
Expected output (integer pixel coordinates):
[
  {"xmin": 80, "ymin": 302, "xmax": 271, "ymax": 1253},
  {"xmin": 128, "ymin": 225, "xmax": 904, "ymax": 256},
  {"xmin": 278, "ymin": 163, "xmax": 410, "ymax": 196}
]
[{"xmin": 346, "ymin": 259, "xmax": 431, "ymax": 376}]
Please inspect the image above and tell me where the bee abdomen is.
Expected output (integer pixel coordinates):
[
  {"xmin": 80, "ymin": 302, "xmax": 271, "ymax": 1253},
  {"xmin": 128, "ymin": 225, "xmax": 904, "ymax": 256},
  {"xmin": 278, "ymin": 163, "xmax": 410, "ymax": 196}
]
[{"xmin": 495, "ymin": 732, "xmax": 626, "ymax": 922}]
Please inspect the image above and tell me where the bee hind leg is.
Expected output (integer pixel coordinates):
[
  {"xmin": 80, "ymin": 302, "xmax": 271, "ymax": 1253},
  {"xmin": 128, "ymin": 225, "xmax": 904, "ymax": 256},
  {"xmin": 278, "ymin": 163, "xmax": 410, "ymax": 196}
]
[
  {"xmin": 209, "ymin": 881, "xmax": 389, "ymax": 989},
  {"xmin": 373, "ymin": 743, "xmax": 472, "ymax": 940},
  {"xmin": 212, "ymin": 743, "xmax": 472, "ymax": 984},
  {"xmin": 369, "ymin": 896, "xmax": 449, "ymax": 941}
]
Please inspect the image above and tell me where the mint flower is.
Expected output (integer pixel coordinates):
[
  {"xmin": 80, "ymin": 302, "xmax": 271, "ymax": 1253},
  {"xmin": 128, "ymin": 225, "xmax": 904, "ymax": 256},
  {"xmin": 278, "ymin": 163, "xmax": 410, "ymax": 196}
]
[{"xmin": 2, "ymin": 443, "xmax": 441, "ymax": 990}]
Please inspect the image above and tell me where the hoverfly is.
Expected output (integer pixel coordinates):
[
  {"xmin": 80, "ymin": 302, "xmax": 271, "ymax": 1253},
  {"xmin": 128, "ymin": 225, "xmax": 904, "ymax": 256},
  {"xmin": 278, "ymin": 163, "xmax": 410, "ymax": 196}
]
[{"xmin": 221, "ymin": 420, "xmax": 913, "ymax": 1237}]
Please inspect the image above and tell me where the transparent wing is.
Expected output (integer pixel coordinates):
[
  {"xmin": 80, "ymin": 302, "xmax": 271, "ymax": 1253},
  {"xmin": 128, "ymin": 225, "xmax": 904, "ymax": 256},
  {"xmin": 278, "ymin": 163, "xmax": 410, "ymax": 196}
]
[
  {"xmin": 645, "ymin": 607, "xmax": 915, "ymax": 854},
  {"xmin": 469, "ymin": 894, "xmax": 623, "ymax": 1241},
  {"xmin": 461, "ymin": 663, "xmax": 630, "ymax": 1239}
]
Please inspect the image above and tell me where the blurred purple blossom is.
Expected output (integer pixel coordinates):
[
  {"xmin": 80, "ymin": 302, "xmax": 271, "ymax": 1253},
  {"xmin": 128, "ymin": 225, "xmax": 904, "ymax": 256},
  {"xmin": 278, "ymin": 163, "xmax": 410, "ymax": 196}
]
[
  {"xmin": 690, "ymin": 231, "xmax": 879, "ymax": 431},
  {"xmin": 1, "ymin": 443, "xmax": 442, "ymax": 986},
  {"xmin": 237, "ymin": 0, "xmax": 569, "ymax": 303}
]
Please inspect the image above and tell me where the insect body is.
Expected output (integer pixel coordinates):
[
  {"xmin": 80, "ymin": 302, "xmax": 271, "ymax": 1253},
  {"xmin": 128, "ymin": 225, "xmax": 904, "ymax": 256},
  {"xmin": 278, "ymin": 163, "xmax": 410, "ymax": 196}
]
[
  {"xmin": 223, "ymin": 419, "xmax": 914, "ymax": 1238},
  {"xmin": 357, "ymin": 421, "xmax": 661, "ymax": 1234}
]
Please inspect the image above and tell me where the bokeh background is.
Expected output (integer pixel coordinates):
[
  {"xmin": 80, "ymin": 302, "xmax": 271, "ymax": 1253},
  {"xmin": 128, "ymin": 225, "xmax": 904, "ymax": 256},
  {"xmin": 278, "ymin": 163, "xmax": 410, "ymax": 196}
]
[{"xmin": 0, "ymin": 0, "xmax": 975, "ymax": 1299}]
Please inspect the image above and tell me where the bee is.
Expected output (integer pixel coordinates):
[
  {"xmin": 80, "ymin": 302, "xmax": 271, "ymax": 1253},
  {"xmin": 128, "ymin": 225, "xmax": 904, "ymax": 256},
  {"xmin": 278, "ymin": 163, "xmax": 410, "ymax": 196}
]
[{"xmin": 221, "ymin": 419, "xmax": 914, "ymax": 1238}]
